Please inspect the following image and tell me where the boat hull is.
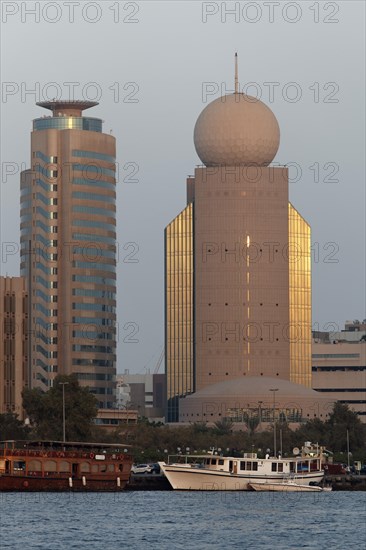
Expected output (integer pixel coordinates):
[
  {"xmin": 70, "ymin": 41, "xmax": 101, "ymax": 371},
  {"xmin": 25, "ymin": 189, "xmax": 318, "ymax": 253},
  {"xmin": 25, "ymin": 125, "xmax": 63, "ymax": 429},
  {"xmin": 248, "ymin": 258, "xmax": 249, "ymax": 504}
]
[
  {"xmin": 0, "ymin": 474, "xmax": 129, "ymax": 492},
  {"xmin": 159, "ymin": 464, "xmax": 324, "ymax": 491},
  {"xmin": 248, "ymin": 481, "xmax": 324, "ymax": 492}
]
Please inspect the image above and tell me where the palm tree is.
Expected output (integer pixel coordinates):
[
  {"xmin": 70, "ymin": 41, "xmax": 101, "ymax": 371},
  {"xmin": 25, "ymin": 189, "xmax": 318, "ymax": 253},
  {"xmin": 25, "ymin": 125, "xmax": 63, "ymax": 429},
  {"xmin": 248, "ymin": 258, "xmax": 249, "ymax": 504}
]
[{"xmin": 213, "ymin": 418, "xmax": 233, "ymax": 435}]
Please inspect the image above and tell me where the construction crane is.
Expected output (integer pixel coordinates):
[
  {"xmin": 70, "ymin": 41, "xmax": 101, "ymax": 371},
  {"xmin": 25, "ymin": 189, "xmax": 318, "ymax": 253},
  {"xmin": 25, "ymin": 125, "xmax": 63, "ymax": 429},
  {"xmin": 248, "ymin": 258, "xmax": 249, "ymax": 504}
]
[{"xmin": 154, "ymin": 346, "xmax": 164, "ymax": 374}]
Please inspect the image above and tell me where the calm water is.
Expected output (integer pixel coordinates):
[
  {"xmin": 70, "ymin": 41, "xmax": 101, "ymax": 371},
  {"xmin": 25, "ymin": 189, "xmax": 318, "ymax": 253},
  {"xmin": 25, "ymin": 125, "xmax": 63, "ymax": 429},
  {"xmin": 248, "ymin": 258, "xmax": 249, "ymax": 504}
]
[{"xmin": 1, "ymin": 491, "xmax": 365, "ymax": 549}]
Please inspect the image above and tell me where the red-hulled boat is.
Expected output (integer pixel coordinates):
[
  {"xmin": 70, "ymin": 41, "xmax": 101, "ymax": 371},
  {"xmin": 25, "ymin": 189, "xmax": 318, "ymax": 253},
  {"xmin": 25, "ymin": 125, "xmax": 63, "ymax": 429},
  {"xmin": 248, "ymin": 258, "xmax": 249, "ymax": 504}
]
[{"xmin": 0, "ymin": 440, "xmax": 133, "ymax": 491}]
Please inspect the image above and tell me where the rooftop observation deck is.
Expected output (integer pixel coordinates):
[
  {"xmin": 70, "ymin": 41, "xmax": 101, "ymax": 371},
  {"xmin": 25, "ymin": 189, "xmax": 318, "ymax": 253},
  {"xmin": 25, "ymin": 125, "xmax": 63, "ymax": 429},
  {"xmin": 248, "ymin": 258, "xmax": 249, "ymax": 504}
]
[
  {"xmin": 37, "ymin": 100, "xmax": 99, "ymax": 117},
  {"xmin": 33, "ymin": 100, "xmax": 103, "ymax": 132}
]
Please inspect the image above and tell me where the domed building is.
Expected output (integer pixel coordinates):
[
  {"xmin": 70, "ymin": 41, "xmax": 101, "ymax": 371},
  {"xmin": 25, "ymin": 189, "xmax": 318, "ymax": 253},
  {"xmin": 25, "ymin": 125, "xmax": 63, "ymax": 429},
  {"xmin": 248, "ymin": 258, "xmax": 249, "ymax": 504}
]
[
  {"xmin": 179, "ymin": 377, "xmax": 333, "ymax": 426},
  {"xmin": 165, "ymin": 57, "xmax": 325, "ymax": 425},
  {"xmin": 194, "ymin": 93, "xmax": 280, "ymax": 167}
]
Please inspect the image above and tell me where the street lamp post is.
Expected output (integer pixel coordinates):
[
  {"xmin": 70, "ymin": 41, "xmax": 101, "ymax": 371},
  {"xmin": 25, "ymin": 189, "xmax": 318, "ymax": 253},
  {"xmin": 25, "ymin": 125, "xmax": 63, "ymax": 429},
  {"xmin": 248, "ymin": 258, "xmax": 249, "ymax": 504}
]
[
  {"xmin": 60, "ymin": 382, "xmax": 69, "ymax": 444},
  {"xmin": 269, "ymin": 388, "xmax": 279, "ymax": 457},
  {"xmin": 258, "ymin": 401, "xmax": 263, "ymax": 428},
  {"xmin": 280, "ymin": 428, "xmax": 283, "ymax": 457}
]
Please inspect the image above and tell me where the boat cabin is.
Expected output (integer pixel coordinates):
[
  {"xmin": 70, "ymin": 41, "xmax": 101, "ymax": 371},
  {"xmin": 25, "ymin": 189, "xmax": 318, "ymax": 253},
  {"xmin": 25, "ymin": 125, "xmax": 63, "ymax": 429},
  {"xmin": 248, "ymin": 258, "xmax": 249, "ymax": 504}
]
[
  {"xmin": 196, "ymin": 454, "xmax": 322, "ymax": 476},
  {"xmin": 0, "ymin": 440, "xmax": 132, "ymax": 481}
]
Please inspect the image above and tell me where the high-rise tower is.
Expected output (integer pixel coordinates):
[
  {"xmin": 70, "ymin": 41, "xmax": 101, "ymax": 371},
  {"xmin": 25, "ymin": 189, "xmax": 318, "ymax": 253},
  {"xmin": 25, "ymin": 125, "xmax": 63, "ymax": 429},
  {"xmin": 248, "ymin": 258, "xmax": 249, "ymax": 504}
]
[
  {"xmin": 20, "ymin": 101, "xmax": 117, "ymax": 408},
  {"xmin": 165, "ymin": 59, "xmax": 311, "ymax": 421}
]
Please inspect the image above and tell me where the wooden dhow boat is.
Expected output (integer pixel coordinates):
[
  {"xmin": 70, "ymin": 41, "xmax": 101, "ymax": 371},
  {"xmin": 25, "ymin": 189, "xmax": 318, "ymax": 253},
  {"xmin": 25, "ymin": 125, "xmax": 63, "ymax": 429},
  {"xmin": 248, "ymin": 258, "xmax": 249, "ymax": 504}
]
[{"xmin": 0, "ymin": 440, "xmax": 133, "ymax": 491}]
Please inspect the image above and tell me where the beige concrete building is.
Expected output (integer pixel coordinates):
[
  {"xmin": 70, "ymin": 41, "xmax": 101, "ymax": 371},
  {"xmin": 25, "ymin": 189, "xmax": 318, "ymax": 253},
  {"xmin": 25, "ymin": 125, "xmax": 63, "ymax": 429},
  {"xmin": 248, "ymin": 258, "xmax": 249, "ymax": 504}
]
[
  {"xmin": 312, "ymin": 323, "xmax": 366, "ymax": 422},
  {"xmin": 179, "ymin": 377, "xmax": 333, "ymax": 426},
  {"xmin": 165, "ymin": 62, "xmax": 312, "ymax": 422},
  {"xmin": 20, "ymin": 101, "xmax": 117, "ymax": 408},
  {"xmin": 0, "ymin": 277, "xmax": 29, "ymax": 418},
  {"xmin": 94, "ymin": 408, "xmax": 138, "ymax": 430}
]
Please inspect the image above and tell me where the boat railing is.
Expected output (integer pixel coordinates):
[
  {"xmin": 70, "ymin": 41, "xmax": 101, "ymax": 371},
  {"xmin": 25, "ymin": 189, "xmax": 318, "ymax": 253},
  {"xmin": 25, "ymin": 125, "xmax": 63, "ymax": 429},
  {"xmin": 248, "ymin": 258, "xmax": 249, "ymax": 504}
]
[
  {"xmin": 167, "ymin": 454, "xmax": 206, "ymax": 466},
  {"xmin": 4, "ymin": 449, "xmax": 127, "ymax": 460}
]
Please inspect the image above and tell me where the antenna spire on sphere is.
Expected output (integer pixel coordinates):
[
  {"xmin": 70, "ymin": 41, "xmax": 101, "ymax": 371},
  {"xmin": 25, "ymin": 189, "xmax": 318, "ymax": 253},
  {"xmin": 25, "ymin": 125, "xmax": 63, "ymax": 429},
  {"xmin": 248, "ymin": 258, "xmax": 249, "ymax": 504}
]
[
  {"xmin": 193, "ymin": 55, "xmax": 280, "ymax": 167},
  {"xmin": 235, "ymin": 52, "xmax": 239, "ymax": 94}
]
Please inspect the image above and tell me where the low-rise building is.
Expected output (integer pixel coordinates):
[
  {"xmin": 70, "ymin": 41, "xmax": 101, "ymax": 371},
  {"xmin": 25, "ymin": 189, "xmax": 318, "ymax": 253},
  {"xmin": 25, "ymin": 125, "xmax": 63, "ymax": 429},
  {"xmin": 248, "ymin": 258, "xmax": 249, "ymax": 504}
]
[
  {"xmin": 312, "ymin": 321, "xmax": 366, "ymax": 422},
  {"xmin": 116, "ymin": 372, "xmax": 166, "ymax": 421},
  {"xmin": 0, "ymin": 277, "xmax": 29, "ymax": 418},
  {"xmin": 94, "ymin": 408, "xmax": 138, "ymax": 430}
]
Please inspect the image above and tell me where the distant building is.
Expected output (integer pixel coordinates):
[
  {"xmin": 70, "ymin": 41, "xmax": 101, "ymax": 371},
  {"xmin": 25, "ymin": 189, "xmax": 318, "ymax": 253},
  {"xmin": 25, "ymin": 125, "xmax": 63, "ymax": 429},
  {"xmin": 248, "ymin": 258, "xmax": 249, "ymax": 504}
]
[
  {"xmin": 94, "ymin": 408, "xmax": 138, "ymax": 430},
  {"xmin": 116, "ymin": 372, "xmax": 166, "ymax": 421},
  {"xmin": 313, "ymin": 319, "xmax": 366, "ymax": 344},
  {"xmin": 115, "ymin": 376, "xmax": 131, "ymax": 409},
  {"xmin": 20, "ymin": 101, "xmax": 117, "ymax": 408},
  {"xmin": 312, "ymin": 321, "xmax": 366, "ymax": 422},
  {"xmin": 344, "ymin": 319, "xmax": 366, "ymax": 332},
  {"xmin": 0, "ymin": 277, "xmax": 29, "ymax": 418}
]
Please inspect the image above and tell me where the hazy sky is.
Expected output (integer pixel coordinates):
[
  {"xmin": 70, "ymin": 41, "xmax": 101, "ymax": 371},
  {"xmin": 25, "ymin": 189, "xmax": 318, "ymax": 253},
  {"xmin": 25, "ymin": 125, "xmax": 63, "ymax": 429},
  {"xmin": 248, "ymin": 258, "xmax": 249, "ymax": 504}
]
[{"xmin": 1, "ymin": 1, "xmax": 365, "ymax": 374}]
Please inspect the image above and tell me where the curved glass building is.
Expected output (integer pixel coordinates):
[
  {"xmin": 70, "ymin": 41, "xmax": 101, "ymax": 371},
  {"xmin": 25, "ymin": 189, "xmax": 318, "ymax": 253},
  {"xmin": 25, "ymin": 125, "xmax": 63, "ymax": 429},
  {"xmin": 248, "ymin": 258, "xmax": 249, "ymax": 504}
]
[{"xmin": 20, "ymin": 101, "xmax": 116, "ymax": 408}]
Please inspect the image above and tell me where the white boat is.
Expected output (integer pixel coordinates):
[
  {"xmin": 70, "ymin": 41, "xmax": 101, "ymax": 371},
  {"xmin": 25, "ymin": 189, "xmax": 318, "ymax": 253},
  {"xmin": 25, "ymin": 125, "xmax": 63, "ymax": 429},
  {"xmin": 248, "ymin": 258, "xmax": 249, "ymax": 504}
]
[
  {"xmin": 248, "ymin": 480, "xmax": 329, "ymax": 492},
  {"xmin": 159, "ymin": 443, "xmax": 325, "ymax": 491}
]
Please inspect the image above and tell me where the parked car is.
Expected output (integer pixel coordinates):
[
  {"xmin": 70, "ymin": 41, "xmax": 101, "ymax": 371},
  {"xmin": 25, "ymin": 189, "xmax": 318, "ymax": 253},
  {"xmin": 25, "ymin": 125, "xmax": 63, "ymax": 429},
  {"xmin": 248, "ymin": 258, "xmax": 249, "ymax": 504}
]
[
  {"xmin": 131, "ymin": 464, "xmax": 152, "ymax": 474},
  {"xmin": 149, "ymin": 463, "xmax": 161, "ymax": 474}
]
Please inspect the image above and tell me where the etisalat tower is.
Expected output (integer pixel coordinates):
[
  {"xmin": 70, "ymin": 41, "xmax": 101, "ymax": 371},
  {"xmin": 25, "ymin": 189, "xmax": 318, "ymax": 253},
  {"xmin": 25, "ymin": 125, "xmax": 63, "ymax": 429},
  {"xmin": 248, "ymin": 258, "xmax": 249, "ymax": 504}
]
[{"xmin": 165, "ymin": 56, "xmax": 317, "ymax": 423}]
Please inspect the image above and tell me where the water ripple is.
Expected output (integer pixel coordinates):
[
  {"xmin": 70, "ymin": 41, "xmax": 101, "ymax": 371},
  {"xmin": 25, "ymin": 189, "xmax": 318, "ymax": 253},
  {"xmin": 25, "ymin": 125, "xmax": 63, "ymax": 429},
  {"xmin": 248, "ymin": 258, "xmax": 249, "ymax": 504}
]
[{"xmin": 0, "ymin": 491, "xmax": 364, "ymax": 550}]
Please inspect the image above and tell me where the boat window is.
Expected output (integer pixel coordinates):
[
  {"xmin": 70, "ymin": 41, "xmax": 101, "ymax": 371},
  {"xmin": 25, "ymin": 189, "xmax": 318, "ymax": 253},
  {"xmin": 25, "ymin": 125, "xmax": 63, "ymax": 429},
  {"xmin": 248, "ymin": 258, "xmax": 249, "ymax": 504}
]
[
  {"xmin": 100, "ymin": 464, "xmax": 107, "ymax": 473},
  {"xmin": 298, "ymin": 462, "xmax": 308, "ymax": 472},
  {"xmin": 28, "ymin": 459, "xmax": 42, "ymax": 472},
  {"xmin": 246, "ymin": 462, "xmax": 252, "ymax": 471},
  {"xmin": 91, "ymin": 464, "xmax": 99, "ymax": 473},
  {"xmin": 44, "ymin": 460, "xmax": 57, "ymax": 472},
  {"xmin": 13, "ymin": 460, "xmax": 26, "ymax": 471},
  {"xmin": 80, "ymin": 462, "xmax": 90, "ymax": 473},
  {"xmin": 211, "ymin": 459, "xmax": 217, "ymax": 465},
  {"xmin": 107, "ymin": 464, "xmax": 115, "ymax": 473},
  {"xmin": 218, "ymin": 459, "xmax": 224, "ymax": 466},
  {"xmin": 278, "ymin": 463, "xmax": 283, "ymax": 473},
  {"xmin": 59, "ymin": 461, "xmax": 70, "ymax": 473},
  {"xmin": 240, "ymin": 461, "xmax": 246, "ymax": 470},
  {"xmin": 252, "ymin": 462, "xmax": 258, "ymax": 471},
  {"xmin": 290, "ymin": 462, "xmax": 295, "ymax": 472},
  {"xmin": 118, "ymin": 464, "xmax": 124, "ymax": 472},
  {"xmin": 271, "ymin": 463, "xmax": 277, "ymax": 472}
]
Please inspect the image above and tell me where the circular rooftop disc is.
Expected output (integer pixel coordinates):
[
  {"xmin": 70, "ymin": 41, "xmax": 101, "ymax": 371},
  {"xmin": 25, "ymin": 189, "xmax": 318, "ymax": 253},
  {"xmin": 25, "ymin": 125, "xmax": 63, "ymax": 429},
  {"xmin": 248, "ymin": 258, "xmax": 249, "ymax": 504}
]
[{"xmin": 194, "ymin": 93, "xmax": 280, "ymax": 167}]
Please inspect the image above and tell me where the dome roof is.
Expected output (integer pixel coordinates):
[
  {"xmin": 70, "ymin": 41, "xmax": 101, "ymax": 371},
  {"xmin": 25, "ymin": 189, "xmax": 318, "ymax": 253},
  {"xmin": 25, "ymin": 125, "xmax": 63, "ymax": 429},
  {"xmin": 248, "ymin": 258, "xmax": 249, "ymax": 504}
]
[
  {"xmin": 185, "ymin": 377, "xmax": 320, "ymax": 399},
  {"xmin": 194, "ymin": 93, "xmax": 280, "ymax": 167}
]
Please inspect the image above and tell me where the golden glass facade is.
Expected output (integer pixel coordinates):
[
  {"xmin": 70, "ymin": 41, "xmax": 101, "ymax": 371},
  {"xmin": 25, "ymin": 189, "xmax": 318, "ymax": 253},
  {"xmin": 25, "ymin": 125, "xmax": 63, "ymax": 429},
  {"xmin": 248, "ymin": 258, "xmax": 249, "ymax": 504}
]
[
  {"xmin": 165, "ymin": 203, "xmax": 194, "ymax": 421},
  {"xmin": 288, "ymin": 203, "xmax": 312, "ymax": 387},
  {"xmin": 165, "ymin": 190, "xmax": 312, "ymax": 421}
]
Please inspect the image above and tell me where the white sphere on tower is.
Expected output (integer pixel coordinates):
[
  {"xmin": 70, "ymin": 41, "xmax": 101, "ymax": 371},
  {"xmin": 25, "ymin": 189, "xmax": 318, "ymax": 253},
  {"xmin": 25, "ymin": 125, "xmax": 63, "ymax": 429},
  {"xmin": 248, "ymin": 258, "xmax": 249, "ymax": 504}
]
[{"xmin": 194, "ymin": 90, "xmax": 280, "ymax": 167}]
